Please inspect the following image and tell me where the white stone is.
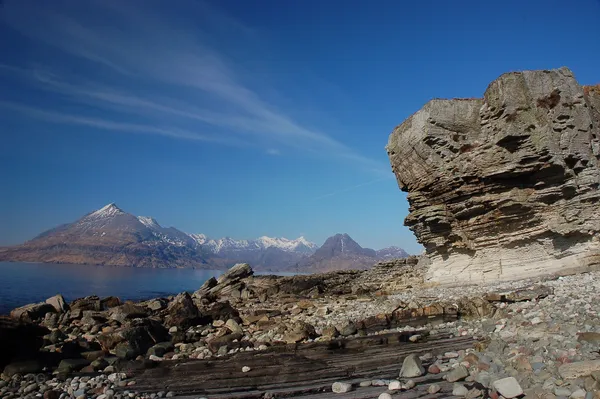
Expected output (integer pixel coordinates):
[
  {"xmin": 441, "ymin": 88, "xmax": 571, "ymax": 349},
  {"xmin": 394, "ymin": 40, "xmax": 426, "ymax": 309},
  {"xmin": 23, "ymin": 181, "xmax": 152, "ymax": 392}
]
[
  {"xmin": 331, "ymin": 382, "xmax": 352, "ymax": 393},
  {"xmin": 388, "ymin": 380, "xmax": 402, "ymax": 390},
  {"xmin": 492, "ymin": 377, "xmax": 523, "ymax": 399},
  {"xmin": 241, "ymin": 366, "xmax": 251, "ymax": 373},
  {"xmin": 452, "ymin": 383, "xmax": 469, "ymax": 397},
  {"xmin": 378, "ymin": 394, "xmax": 393, "ymax": 399}
]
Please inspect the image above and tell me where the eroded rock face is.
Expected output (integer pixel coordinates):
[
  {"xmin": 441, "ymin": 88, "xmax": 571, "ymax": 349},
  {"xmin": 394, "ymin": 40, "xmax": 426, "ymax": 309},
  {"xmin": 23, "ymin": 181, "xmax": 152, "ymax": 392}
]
[{"xmin": 387, "ymin": 67, "xmax": 600, "ymax": 285}]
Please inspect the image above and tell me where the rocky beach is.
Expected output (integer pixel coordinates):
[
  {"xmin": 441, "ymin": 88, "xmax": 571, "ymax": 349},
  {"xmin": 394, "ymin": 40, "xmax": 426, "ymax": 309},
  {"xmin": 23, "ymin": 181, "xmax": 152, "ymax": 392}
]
[{"xmin": 1, "ymin": 259, "xmax": 600, "ymax": 399}]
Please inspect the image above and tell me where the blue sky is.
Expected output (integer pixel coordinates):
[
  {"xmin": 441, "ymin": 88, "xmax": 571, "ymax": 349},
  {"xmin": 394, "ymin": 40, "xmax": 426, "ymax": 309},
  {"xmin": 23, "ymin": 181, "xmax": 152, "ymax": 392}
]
[{"xmin": 1, "ymin": 0, "xmax": 599, "ymax": 253}]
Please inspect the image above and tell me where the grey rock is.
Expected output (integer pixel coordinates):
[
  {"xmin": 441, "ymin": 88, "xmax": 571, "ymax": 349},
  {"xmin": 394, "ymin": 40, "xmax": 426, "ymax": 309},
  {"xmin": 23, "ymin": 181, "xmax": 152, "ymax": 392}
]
[
  {"xmin": 147, "ymin": 342, "xmax": 174, "ymax": 357},
  {"xmin": 493, "ymin": 377, "xmax": 524, "ymax": 398},
  {"xmin": 446, "ymin": 365, "xmax": 470, "ymax": 383},
  {"xmin": 225, "ymin": 319, "xmax": 243, "ymax": 334},
  {"xmin": 45, "ymin": 295, "xmax": 69, "ymax": 313},
  {"xmin": 559, "ymin": 360, "xmax": 600, "ymax": 379},
  {"xmin": 452, "ymin": 383, "xmax": 469, "ymax": 397},
  {"xmin": 428, "ymin": 383, "xmax": 441, "ymax": 394},
  {"xmin": 400, "ymin": 354, "xmax": 425, "ymax": 378},
  {"xmin": 340, "ymin": 323, "xmax": 357, "ymax": 336},
  {"xmin": 10, "ymin": 302, "xmax": 56, "ymax": 322}
]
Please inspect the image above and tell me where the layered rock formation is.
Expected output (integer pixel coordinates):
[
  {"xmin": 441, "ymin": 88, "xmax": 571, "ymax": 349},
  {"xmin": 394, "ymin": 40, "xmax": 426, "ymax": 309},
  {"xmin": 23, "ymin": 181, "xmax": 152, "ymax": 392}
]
[{"xmin": 386, "ymin": 67, "xmax": 600, "ymax": 285}]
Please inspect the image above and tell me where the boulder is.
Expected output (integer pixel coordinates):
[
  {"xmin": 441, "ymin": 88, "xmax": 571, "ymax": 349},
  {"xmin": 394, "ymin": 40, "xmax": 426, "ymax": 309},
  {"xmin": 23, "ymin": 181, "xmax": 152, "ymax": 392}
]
[
  {"xmin": 387, "ymin": 67, "xmax": 600, "ymax": 285},
  {"xmin": 70, "ymin": 296, "xmax": 102, "ymax": 311},
  {"xmin": 10, "ymin": 302, "xmax": 56, "ymax": 322},
  {"xmin": 109, "ymin": 302, "xmax": 148, "ymax": 322},
  {"xmin": 100, "ymin": 296, "xmax": 121, "ymax": 309},
  {"xmin": 45, "ymin": 294, "xmax": 69, "ymax": 313},
  {"xmin": 202, "ymin": 264, "xmax": 253, "ymax": 299},
  {"xmin": 164, "ymin": 292, "xmax": 201, "ymax": 329},
  {"xmin": 217, "ymin": 263, "xmax": 253, "ymax": 284},
  {"xmin": 193, "ymin": 277, "xmax": 217, "ymax": 298}
]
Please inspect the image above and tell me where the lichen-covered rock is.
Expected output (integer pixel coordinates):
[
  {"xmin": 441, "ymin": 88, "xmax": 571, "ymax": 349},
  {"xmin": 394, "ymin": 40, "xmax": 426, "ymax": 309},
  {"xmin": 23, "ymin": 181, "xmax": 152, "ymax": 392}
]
[{"xmin": 387, "ymin": 67, "xmax": 600, "ymax": 285}]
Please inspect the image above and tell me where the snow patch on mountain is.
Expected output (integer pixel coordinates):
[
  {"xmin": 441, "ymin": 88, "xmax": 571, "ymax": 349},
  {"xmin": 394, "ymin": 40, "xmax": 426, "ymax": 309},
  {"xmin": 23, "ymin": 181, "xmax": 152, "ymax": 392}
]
[
  {"xmin": 138, "ymin": 216, "xmax": 161, "ymax": 229},
  {"xmin": 187, "ymin": 234, "xmax": 318, "ymax": 254},
  {"xmin": 86, "ymin": 203, "xmax": 124, "ymax": 219}
]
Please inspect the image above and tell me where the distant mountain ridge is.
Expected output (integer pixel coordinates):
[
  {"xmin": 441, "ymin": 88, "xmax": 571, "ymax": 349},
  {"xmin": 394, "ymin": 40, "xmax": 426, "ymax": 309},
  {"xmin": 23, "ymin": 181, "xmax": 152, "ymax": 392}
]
[
  {"xmin": 0, "ymin": 204, "xmax": 409, "ymax": 271},
  {"xmin": 300, "ymin": 233, "xmax": 389, "ymax": 272}
]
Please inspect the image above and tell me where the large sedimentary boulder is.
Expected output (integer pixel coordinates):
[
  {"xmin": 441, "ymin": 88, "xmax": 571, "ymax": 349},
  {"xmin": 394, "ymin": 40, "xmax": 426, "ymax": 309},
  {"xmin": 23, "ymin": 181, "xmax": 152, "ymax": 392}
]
[{"xmin": 386, "ymin": 67, "xmax": 600, "ymax": 285}]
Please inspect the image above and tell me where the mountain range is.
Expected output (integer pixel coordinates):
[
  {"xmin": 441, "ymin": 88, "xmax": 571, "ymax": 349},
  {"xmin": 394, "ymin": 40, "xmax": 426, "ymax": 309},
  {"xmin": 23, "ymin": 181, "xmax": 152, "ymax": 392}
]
[{"xmin": 0, "ymin": 203, "xmax": 408, "ymax": 272}]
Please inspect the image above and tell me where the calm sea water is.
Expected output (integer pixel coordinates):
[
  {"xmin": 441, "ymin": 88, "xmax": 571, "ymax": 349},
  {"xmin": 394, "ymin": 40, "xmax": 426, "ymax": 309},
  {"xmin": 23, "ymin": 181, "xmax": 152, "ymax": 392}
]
[{"xmin": 0, "ymin": 261, "xmax": 226, "ymax": 315}]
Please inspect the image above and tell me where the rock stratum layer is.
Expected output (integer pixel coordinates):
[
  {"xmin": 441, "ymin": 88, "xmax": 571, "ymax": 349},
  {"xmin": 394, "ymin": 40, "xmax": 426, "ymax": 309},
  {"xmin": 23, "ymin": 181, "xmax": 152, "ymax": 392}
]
[{"xmin": 386, "ymin": 67, "xmax": 600, "ymax": 285}]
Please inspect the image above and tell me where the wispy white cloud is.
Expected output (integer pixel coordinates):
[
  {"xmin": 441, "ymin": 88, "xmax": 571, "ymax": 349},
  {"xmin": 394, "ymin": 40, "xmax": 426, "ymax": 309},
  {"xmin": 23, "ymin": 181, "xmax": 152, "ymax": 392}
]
[
  {"xmin": 266, "ymin": 149, "xmax": 281, "ymax": 156},
  {"xmin": 0, "ymin": 100, "xmax": 235, "ymax": 144},
  {"xmin": 0, "ymin": 0, "xmax": 388, "ymax": 173}
]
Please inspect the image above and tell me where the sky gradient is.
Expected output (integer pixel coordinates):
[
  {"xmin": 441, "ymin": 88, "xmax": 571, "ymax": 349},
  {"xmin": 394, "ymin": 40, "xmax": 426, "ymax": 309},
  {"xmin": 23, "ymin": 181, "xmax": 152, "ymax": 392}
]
[{"xmin": 1, "ymin": 0, "xmax": 600, "ymax": 253}]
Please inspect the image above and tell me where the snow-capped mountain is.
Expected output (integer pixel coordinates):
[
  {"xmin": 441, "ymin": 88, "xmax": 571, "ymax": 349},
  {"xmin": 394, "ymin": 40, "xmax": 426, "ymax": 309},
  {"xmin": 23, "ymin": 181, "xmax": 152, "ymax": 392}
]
[
  {"xmin": 0, "ymin": 204, "xmax": 409, "ymax": 271},
  {"xmin": 188, "ymin": 234, "xmax": 317, "ymax": 255},
  {"xmin": 0, "ymin": 203, "xmax": 210, "ymax": 268},
  {"xmin": 186, "ymin": 234, "xmax": 318, "ymax": 270}
]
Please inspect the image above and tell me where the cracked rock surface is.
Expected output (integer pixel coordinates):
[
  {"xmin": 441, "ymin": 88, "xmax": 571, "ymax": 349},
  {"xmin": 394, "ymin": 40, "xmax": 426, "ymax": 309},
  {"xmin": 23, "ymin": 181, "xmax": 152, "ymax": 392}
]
[{"xmin": 387, "ymin": 67, "xmax": 600, "ymax": 285}]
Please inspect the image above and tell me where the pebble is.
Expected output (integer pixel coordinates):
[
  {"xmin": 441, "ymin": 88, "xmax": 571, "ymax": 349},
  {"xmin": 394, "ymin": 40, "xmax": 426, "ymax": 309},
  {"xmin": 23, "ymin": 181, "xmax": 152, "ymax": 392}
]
[
  {"xmin": 388, "ymin": 380, "xmax": 402, "ymax": 390},
  {"xmin": 452, "ymin": 383, "xmax": 469, "ymax": 396},
  {"xmin": 242, "ymin": 366, "xmax": 251, "ymax": 373},
  {"xmin": 400, "ymin": 354, "xmax": 425, "ymax": 378},
  {"xmin": 446, "ymin": 365, "xmax": 470, "ymax": 382},
  {"xmin": 428, "ymin": 384, "xmax": 441, "ymax": 394},
  {"xmin": 409, "ymin": 334, "xmax": 422, "ymax": 342},
  {"xmin": 331, "ymin": 382, "xmax": 353, "ymax": 393},
  {"xmin": 378, "ymin": 394, "xmax": 392, "ymax": 399}
]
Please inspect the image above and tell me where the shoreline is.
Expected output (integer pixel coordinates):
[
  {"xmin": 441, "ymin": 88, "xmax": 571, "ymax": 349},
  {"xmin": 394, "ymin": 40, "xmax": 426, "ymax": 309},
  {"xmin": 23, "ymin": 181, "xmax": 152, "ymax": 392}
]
[{"xmin": 2, "ymin": 260, "xmax": 600, "ymax": 398}]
